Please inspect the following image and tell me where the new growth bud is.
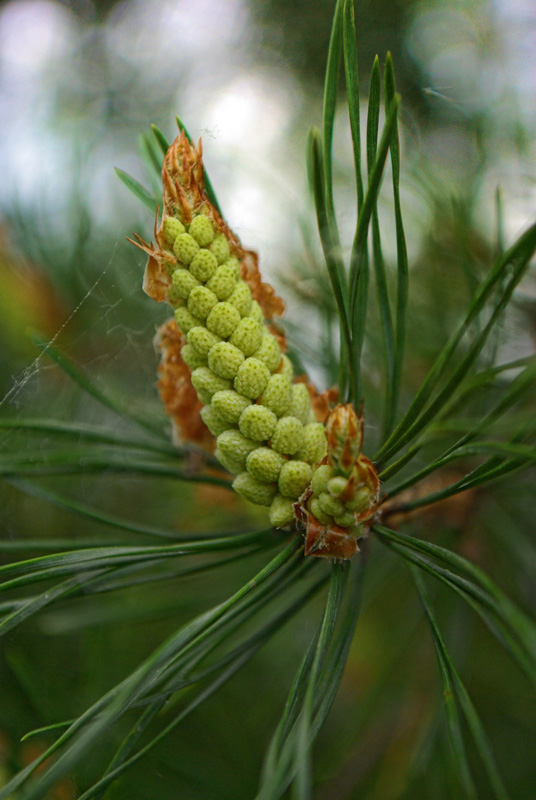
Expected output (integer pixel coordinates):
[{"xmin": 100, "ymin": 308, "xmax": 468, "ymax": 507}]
[
  {"xmin": 325, "ymin": 403, "xmax": 362, "ymax": 477},
  {"xmin": 298, "ymin": 404, "xmax": 381, "ymax": 557}
]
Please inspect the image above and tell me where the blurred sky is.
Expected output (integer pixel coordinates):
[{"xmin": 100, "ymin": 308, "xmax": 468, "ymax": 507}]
[{"xmin": 0, "ymin": 0, "xmax": 535, "ymax": 289}]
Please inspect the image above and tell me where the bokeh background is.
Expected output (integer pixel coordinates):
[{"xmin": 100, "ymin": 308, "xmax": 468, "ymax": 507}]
[{"xmin": 1, "ymin": 0, "xmax": 535, "ymax": 798}]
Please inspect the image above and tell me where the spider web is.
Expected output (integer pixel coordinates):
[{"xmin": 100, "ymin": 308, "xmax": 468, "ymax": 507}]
[{"xmin": 0, "ymin": 239, "xmax": 170, "ymax": 418}]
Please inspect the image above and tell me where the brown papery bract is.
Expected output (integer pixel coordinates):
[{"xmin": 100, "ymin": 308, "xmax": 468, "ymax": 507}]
[{"xmin": 155, "ymin": 318, "xmax": 215, "ymax": 452}]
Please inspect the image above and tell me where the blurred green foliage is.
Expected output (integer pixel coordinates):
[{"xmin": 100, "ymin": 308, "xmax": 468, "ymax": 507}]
[{"xmin": 0, "ymin": 0, "xmax": 535, "ymax": 798}]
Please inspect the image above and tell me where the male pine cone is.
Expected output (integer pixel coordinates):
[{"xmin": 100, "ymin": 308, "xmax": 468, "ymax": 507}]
[{"xmin": 132, "ymin": 129, "xmax": 380, "ymax": 557}]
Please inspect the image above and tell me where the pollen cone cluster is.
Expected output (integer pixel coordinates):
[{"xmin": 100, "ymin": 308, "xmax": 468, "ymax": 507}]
[{"xmin": 133, "ymin": 129, "xmax": 380, "ymax": 558}]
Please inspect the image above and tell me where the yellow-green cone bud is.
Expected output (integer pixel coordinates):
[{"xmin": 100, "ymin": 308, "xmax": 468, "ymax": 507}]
[
  {"xmin": 278, "ymin": 460, "xmax": 313, "ymax": 500},
  {"xmin": 211, "ymin": 390, "xmax": 251, "ymax": 423},
  {"xmin": 215, "ymin": 447, "xmax": 244, "ymax": 475},
  {"xmin": 188, "ymin": 286, "xmax": 218, "ymax": 320},
  {"xmin": 191, "ymin": 367, "xmax": 231, "ymax": 400},
  {"xmin": 297, "ymin": 422, "xmax": 327, "ymax": 465},
  {"xmin": 225, "ymin": 256, "xmax": 241, "ymax": 279},
  {"xmin": 246, "ymin": 447, "xmax": 286, "ymax": 482},
  {"xmin": 228, "ymin": 282, "xmax": 253, "ymax": 317},
  {"xmin": 174, "ymin": 306, "xmax": 203, "ymax": 334},
  {"xmin": 254, "ymin": 333, "xmax": 282, "ymax": 372},
  {"xmin": 238, "ymin": 404, "xmax": 277, "ymax": 441},
  {"xmin": 208, "ymin": 341, "xmax": 245, "ymax": 379},
  {"xmin": 173, "ymin": 232, "xmax": 200, "ymax": 264},
  {"xmin": 171, "ymin": 268, "xmax": 201, "ymax": 300},
  {"xmin": 311, "ymin": 464, "xmax": 333, "ymax": 495},
  {"xmin": 262, "ymin": 374, "xmax": 292, "ymax": 417},
  {"xmin": 189, "ymin": 249, "xmax": 218, "ymax": 282},
  {"xmin": 229, "ymin": 317, "xmax": 263, "ymax": 356},
  {"xmin": 181, "ymin": 343, "xmax": 207, "ymax": 370},
  {"xmin": 188, "ymin": 214, "xmax": 214, "ymax": 246},
  {"xmin": 206, "ymin": 264, "xmax": 237, "ymax": 300},
  {"xmin": 233, "ymin": 473, "xmax": 277, "ymax": 506},
  {"xmin": 200, "ymin": 404, "xmax": 233, "ymax": 436},
  {"xmin": 345, "ymin": 485, "xmax": 373, "ymax": 512},
  {"xmin": 278, "ymin": 355, "xmax": 294, "ymax": 380},
  {"xmin": 318, "ymin": 491, "xmax": 344, "ymax": 518},
  {"xmin": 269, "ymin": 494, "xmax": 295, "ymax": 528},
  {"xmin": 334, "ymin": 510, "xmax": 355, "ymax": 528},
  {"xmin": 206, "ymin": 301, "xmax": 241, "ymax": 339},
  {"xmin": 187, "ymin": 326, "xmax": 221, "ymax": 357},
  {"xmin": 327, "ymin": 476, "xmax": 348, "ymax": 497},
  {"xmin": 167, "ymin": 286, "xmax": 185, "ymax": 306},
  {"xmin": 197, "ymin": 388, "xmax": 213, "ymax": 405},
  {"xmin": 234, "ymin": 357, "xmax": 271, "ymax": 399},
  {"xmin": 163, "ymin": 216, "xmax": 185, "ymax": 245},
  {"xmin": 249, "ymin": 300, "xmax": 264, "ymax": 324},
  {"xmin": 271, "ymin": 416, "xmax": 304, "ymax": 455},
  {"xmin": 210, "ymin": 233, "xmax": 230, "ymax": 264},
  {"xmin": 217, "ymin": 429, "xmax": 257, "ymax": 469},
  {"xmin": 309, "ymin": 497, "xmax": 332, "ymax": 525},
  {"xmin": 290, "ymin": 384, "xmax": 311, "ymax": 425}
]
